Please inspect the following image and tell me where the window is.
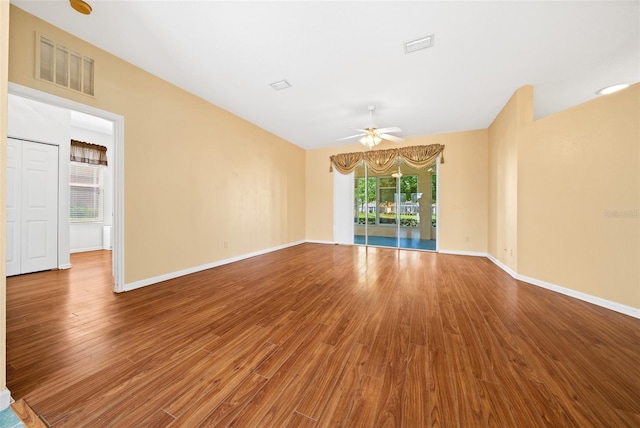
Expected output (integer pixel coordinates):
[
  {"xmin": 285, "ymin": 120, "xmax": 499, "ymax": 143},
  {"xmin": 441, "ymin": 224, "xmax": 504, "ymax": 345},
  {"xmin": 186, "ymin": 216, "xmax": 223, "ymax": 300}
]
[
  {"xmin": 37, "ymin": 34, "xmax": 95, "ymax": 96},
  {"xmin": 355, "ymin": 175, "xmax": 419, "ymax": 227},
  {"xmin": 69, "ymin": 162, "xmax": 104, "ymax": 222}
]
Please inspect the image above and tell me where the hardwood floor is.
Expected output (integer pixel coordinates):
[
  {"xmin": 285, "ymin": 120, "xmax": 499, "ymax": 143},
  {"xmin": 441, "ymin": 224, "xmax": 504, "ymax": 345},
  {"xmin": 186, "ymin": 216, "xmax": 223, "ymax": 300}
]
[{"xmin": 6, "ymin": 244, "xmax": 640, "ymax": 427}]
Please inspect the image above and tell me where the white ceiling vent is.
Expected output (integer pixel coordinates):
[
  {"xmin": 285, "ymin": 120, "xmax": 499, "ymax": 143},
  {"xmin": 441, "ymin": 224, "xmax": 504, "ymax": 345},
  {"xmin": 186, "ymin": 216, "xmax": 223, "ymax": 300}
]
[
  {"xmin": 404, "ymin": 34, "xmax": 435, "ymax": 54},
  {"xmin": 270, "ymin": 80, "xmax": 292, "ymax": 91}
]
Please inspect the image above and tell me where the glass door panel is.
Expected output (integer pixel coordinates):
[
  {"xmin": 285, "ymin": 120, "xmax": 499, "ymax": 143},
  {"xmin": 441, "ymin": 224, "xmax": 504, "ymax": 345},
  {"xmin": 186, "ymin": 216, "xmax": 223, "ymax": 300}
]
[
  {"xmin": 353, "ymin": 163, "xmax": 398, "ymax": 248},
  {"xmin": 371, "ymin": 174, "xmax": 398, "ymax": 248},
  {"xmin": 353, "ymin": 159, "xmax": 437, "ymax": 251},
  {"xmin": 353, "ymin": 162, "xmax": 374, "ymax": 246},
  {"xmin": 397, "ymin": 160, "xmax": 437, "ymax": 251}
]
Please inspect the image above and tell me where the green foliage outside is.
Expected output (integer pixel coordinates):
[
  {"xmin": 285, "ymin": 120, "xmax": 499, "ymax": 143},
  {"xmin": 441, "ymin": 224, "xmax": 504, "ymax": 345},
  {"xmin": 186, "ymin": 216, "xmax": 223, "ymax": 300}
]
[
  {"xmin": 356, "ymin": 213, "xmax": 419, "ymax": 227},
  {"xmin": 400, "ymin": 175, "xmax": 418, "ymax": 201},
  {"xmin": 356, "ymin": 175, "xmax": 420, "ymax": 227},
  {"xmin": 70, "ymin": 206, "xmax": 100, "ymax": 222},
  {"xmin": 354, "ymin": 169, "xmax": 437, "ymax": 228}
]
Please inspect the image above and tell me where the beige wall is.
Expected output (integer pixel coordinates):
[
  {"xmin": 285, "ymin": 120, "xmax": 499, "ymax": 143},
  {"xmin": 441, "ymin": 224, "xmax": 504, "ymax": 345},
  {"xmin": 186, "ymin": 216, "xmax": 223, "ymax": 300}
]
[
  {"xmin": 518, "ymin": 84, "xmax": 639, "ymax": 308},
  {"xmin": 488, "ymin": 83, "xmax": 639, "ymax": 309},
  {"xmin": 8, "ymin": 6, "xmax": 306, "ymax": 284},
  {"xmin": 1, "ymin": 0, "xmax": 10, "ymax": 399},
  {"xmin": 488, "ymin": 85, "xmax": 533, "ymax": 271},
  {"xmin": 305, "ymin": 129, "xmax": 489, "ymax": 254}
]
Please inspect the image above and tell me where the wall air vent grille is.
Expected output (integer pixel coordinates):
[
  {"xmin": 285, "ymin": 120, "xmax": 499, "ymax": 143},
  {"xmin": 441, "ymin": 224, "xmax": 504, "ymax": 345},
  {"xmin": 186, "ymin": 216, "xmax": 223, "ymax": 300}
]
[{"xmin": 36, "ymin": 33, "xmax": 95, "ymax": 96}]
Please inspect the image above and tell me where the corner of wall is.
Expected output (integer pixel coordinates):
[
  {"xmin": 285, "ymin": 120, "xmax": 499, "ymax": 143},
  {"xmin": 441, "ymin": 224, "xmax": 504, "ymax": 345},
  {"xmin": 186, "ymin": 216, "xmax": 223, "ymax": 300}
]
[
  {"xmin": 487, "ymin": 85, "xmax": 534, "ymax": 272},
  {"xmin": 0, "ymin": 0, "xmax": 10, "ymax": 398}
]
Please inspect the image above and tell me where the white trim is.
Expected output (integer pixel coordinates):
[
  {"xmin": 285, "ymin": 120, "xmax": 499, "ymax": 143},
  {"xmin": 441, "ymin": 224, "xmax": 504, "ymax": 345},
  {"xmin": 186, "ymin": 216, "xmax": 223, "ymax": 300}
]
[
  {"xmin": 123, "ymin": 240, "xmax": 305, "ymax": 292},
  {"xmin": 486, "ymin": 253, "xmax": 639, "ymax": 319},
  {"xmin": 486, "ymin": 253, "xmax": 518, "ymax": 278},
  {"xmin": 516, "ymin": 273, "xmax": 640, "ymax": 319},
  {"xmin": 305, "ymin": 240, "xmax": 335, "ymax": 245},
  {"xmin": 435, "ymin": 154, "xmax": 440, "ymax": 252},
  {"xmin": 70, "ymin": 246, "xmax": 104, "ymax": 253},
  {"xmin": 58, "ymin": 263, "xmax": 72, "ymax": 270},
  {"xmin": 0, "ymin": 389, "xmax": 11, "ymax": 411},
  {"xmin": 439, "ymin": 249, "xmax": 488, "ymax": 258},
  {"xmin": 9, "ymin": 82, "xmax": 125, "ymax": 293}
]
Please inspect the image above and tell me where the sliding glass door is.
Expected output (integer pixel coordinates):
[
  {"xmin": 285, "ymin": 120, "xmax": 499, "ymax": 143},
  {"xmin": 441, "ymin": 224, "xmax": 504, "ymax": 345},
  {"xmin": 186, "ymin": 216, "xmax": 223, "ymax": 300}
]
[
  {"xmin": 354, "ymin": 161, "xmax": 399, "ymax": 247},
  {"xmin": 353, "ymin": 160, "xmax": 437, "ymax": 251}
]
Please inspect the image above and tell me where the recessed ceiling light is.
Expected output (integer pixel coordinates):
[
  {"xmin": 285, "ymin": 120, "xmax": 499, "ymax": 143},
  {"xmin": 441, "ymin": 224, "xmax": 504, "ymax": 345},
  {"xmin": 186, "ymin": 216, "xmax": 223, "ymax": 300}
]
[
  {"xmin": 270, "ymin": 80, "xmax": 291, "ymax": 91},
  {"xmin": 404, "ymin": 35, "xmax": 434, "ymax": 54},
  {"xmin": 596, "ymin": 83, "xmax": 629, "ymax": 95}
]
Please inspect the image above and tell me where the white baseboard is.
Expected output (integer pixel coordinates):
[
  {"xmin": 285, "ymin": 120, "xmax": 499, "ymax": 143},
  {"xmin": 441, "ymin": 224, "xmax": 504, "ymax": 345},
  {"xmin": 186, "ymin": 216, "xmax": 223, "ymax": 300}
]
[
  {"xmin": 516, "ymin": 273, "xmax": 640, "ymax": 319},
  {"xmin": 0, "ymin": 389, "xmax": 11, "ymax": 411},
  {"xmin": 439, "ymin": 249, "xmax": 488, "ymax": 258},
  {"xmin": 58, "ymin": 263, "xmax": 72, "ymax": 270},
  {"xmin": 70, "ymin": 246, "xmax": 105, "ymax": 254},
  {"xmin": 486, "ymin": 253, "xmax": 640, "ymax": 319},
  {"xmin": 486, "ymin": 253, "xmax": 518, "ymax": 278},
  {"xmin": 305, "ymin": 240, "xmax": 336, "ymax": 245},
  {"xmin": 123, "ymin": 240, "xmax": 306, "ymax": 292}
]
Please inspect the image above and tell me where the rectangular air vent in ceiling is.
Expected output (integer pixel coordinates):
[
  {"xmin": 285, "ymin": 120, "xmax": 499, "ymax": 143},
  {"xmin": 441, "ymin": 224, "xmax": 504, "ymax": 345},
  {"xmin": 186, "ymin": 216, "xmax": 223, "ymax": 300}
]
[
  {"xmin": 404, "ymin": 34, "xmax": 435, "ymax": 54},
  {"xmin": 270, "ymin": 80, "xmax": 291, "ymax": 91}
]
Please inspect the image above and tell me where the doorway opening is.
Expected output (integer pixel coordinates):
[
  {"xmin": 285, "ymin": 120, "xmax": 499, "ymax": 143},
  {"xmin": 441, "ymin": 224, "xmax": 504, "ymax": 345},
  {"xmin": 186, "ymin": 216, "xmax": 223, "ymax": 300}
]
[{"xmin": 8, "ymin": 83, "xmax": 124, "ymax": 291}]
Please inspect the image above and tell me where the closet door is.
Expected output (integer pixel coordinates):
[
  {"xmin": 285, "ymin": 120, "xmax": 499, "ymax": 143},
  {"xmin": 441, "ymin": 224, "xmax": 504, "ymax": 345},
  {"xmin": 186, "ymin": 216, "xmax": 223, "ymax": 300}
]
[
  {"xmin": 6, "ymin": 138, "xmax": 59, "ymax": 275},
  {"xmin": 6, "ymin": 139, "xmax": 22, "ymax": 276}
]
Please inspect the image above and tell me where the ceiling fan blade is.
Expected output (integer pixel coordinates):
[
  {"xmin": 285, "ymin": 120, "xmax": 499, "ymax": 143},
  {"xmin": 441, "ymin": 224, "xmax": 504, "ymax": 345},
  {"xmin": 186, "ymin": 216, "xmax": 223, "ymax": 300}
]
[
  {"xmin": 380, "ymin": 133, "xmax": 405, "ymax": 143},
  {"xmin": 376, "ymin": 126, "xmax": 401, "ymax": 134},
  {"xmin": 337, "ymin": 133, "xmax": 365, "ymax": 141}
]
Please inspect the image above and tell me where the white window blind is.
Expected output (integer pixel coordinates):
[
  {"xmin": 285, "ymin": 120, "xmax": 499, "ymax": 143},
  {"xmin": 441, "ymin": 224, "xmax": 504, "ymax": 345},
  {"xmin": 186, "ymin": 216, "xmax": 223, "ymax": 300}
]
[{"xmin": 70, "ymin": 162, "xmax": 104, "ymax": 222}]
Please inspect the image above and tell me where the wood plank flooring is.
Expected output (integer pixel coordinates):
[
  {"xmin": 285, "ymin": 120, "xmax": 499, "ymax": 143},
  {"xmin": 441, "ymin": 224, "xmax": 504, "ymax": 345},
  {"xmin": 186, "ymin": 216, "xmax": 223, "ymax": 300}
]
[{"xmin": 6, "ymin": 244, "xmax": 640, "ymax": 427}]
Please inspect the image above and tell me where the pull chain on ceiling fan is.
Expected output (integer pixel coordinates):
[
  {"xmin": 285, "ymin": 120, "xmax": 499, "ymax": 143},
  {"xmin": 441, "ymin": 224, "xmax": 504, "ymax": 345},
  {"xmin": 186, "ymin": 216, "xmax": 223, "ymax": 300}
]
[{"xmin": 338, "ymin": 105, "xmax": 404, "ymax": 148}]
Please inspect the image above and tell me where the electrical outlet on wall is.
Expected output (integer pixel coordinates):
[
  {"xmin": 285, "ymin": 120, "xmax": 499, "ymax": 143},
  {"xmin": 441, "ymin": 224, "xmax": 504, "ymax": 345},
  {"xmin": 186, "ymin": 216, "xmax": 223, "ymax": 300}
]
[{"xmin": 224, "ymin": 241, "xmax": 228, "ymax": 249}]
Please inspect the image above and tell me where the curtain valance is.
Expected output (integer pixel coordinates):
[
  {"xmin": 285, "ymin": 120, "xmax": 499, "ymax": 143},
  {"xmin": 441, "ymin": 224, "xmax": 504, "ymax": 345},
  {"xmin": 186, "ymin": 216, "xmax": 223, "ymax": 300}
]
[
  {"xmin": 70, "ymin": 139, "xmax": 108, "ymax": 166},
  {"xmin": 329, "ymin": 144, "xmax": 444, "ymax": 174}
]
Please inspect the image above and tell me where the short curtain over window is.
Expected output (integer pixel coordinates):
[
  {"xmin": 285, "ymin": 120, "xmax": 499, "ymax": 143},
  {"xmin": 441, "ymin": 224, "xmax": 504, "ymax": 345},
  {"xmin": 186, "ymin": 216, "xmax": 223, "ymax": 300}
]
[
  {"xmin": 69, "ymin": 140, "xmax": 107, "ymax": 223},
  {"xmin": 70, "ymin": 139, "xmax": 108, "ymax": 166}
]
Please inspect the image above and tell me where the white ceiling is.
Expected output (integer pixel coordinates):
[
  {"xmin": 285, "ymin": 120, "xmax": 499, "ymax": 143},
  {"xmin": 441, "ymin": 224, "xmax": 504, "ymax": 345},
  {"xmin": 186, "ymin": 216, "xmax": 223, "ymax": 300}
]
[{"xmin": 11, "ymin": 1, "xmax": 640, "ymax": 150}]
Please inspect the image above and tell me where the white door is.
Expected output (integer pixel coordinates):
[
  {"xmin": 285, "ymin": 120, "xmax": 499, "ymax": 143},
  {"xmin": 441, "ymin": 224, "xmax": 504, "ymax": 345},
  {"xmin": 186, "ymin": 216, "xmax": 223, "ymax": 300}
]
[
  {"xmin": 6, "ymin": 138, "xmax": 59, "ymax": 275},
  {"xmin": 6, "ymin": 139, "xmax": 22, "ymax": 276}
]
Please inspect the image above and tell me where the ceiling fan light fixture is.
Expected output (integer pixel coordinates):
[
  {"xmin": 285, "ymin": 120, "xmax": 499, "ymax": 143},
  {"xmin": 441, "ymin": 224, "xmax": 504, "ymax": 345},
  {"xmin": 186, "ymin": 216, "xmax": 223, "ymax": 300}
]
[
  {"xmin": 359, "ymin": 133, "xmax": 382, "ymax": 148},
  {"xmin": 70, "ymin": 0, "xmax": 92, "ymax": 15}
]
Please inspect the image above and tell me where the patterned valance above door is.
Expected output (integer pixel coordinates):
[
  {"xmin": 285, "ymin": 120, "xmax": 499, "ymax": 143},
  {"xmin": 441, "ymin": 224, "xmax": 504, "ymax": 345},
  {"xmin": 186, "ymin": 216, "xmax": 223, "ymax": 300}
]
[{"xmin": 329, "ymin": 144, "xmax": 444, "ymax": 174}]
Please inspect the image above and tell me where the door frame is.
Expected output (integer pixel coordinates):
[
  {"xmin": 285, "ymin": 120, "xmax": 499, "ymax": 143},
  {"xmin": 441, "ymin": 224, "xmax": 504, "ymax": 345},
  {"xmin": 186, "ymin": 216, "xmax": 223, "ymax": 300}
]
[
  {"xmin": 335, "ymin": 154, "xmax": 441, "ymax": 252},
  {"xmin": 9, "ymin": 83, "xmax": 125, "ymax": 292}
]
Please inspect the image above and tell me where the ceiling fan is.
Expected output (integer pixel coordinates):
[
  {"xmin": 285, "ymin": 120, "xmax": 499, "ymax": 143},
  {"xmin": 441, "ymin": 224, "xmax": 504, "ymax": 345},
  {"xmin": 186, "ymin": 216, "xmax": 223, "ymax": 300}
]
[{"xmin": 338, "ymin": 105, "xmax": 404, "ymax": 148}]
